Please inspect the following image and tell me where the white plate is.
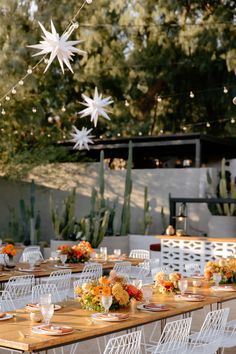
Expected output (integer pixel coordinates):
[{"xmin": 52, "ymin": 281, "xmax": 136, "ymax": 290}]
[
  {"xmin": 211, "ymin": 286, "xmax": 236, "ymax": 292},
  {"xmin": 54, "ymin": 264, "xmax": 71, "ymax": 269},
  {"xmin": 25, "ymin": 304, "xmax": 61, "ymax": 312},
  {"xmin": 91, "ymin": 313, "xmax": 129, "ymax": 322},
  {"xmin": 137, "ymin": 304, "xmax": 170, "ymax": 312},
  {"xmin": 18, "ymin": 268, "xmax": 41, "ymax": 272},
  {"xmin": 175, "ymin": 294, "xmax": 205, "ymax": 302},
  {"xmin": 32, "ymin": 325, "xmax": 74, "ymax": 336},
  {"xmin": 0, "ymin": 314, "xmax": 13, "ymax": 321}
]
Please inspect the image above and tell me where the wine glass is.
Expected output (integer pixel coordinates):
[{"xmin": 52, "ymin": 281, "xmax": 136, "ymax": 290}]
[
  {"xmin": 100, "ymin": 247, "xmax": 107, "ymax": 261},
  {"xmin": 132, "ymin": 279, "xmax": 143, "ymax": 290},
  {"xmin": 178, "ymin": 279, "xmax": 188, "ymax": 295},
  {"xmin": 212, "ymin": 273, "xmax": 222, "ymax": 287},
  {"xmin": 114, "ymin": 249, "xmax": 121, "ymax": 258},
  {"xmin": 142, "ymin": 286, "xmax": 153, "ymax": 304},
  {"xmin": 101, "ymin": 295, "xmax": 113, "ymax": 314},
  {"xmin": 59, "ymin": 254, "xmax": 67, "ymax": 266},
  {"xmin": 40, "ymin": 294, "xmax": 52, "ymax": 305},
  {"xmin": 40, "ymin": 303, "xmax": 54, "ymax": 325}
]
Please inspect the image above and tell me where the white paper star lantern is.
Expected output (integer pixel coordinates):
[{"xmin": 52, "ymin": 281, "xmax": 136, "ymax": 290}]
[
  {"xmin": 78, "ymin": 87, "xmax": 113, "ymax": 127},
  {"xmin": 70, "ymin": 126, "xmax": 94, "ymax": 150},
  {"xmin": 28, "ymin": 20, "xmax": 86, "ymax": 73}
]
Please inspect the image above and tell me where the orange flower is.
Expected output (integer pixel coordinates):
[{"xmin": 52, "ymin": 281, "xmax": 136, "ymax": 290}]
[
  {"xmin": 102, "ymin": 286, "xmax": 111, "ymax": 296},
  {"xmin": 99, "ymin": 276, "xmax": 110, "ymax": 286},
  {"xmin": 1, "ymin": 244, "xmax": 16, "ymax": 257},
  {"xmin": 204, "ymin": 269, "xmax": 212, "ymax": 281},
  {"xmin": 126, "ymin": 284, "xmax": 139, "ymax": 297},
  {"xmin": 92, "ymin": 286, "xmax": 101, "ymax": 296}
]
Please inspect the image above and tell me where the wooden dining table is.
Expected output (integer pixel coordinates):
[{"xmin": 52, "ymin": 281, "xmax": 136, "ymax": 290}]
[
  {"xmin": 0, "ymin": 285, "xmax": 230, "ymax": 353},
  {"xmin": 0, "ymin": 257, "xmax": 142, "ymax": 284}
]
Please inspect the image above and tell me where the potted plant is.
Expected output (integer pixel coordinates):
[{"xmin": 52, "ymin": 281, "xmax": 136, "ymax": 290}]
[{"xmin": 206, "ymin": 158, "xmax": 236, "ymax": 237}]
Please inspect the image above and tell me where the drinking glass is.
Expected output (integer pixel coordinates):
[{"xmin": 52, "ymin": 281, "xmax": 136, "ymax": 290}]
[
  {"xmin": 212, "ymin": 273, "xmax": 222, "ymax": 287},
  {"xmin": 59, "ymin": 254, "xmax": 67, "ymax": 266},
  {"xmin": 100, "ymin": 247, "xmax": 107, "ymax": 261},
  {"xmin": 114, "ymin": 249, "xmax": 121, "ymax": 258},
  {"xmin": 178, "ymin": 279, "xmax": 188, "ymax": 295},
  {"xmin": 101, "ymin": 295, "xmax": 113, "ymax": 314},
  {"xmin": 132, "ymin": 279, "xmax": 143, "ymax": 290},
  {"xmin": 40, "ymin": 294, "xmax": 52, "ymax": 305},
  {"xmin": 40, "ymin": 303, "xmax": 54, "ymax": 325},
  {"xmin": 28, "ymin": 254, "xmax": 38, "ymax": 270},
  {"xmin": 142, "ymin": 286, "xmax": 153, "ymax": 304}
]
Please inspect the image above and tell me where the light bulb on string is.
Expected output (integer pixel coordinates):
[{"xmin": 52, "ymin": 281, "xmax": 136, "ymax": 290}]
[
  {"xmin": 206, "ymin": 122, "xmax": 211, "ymax": 128},
  {"xmin": 86, "ymin": 0, "xmax": 93, "ymax": 4},
  {"xmin": 1, "ymin": 109, "xmax": 6, "ymax": 115},
  {"xmin": 182, "ymin": 126, "xmax": 187, "ymax": 131},
  {"xmin": 18, "ymin": 80, "xmax": 24, "ymax": 86},
  {"xmin": 11, "ymin": 88, "xmax": 16, "ymax": 94},
  {"xmin": 189, "ymin": 91, "xmax": 195, "ymax": 98},
  {"xmin": 125, "ymin": 100, "xmax": 129, "ymax": 107},
  {"xmin": 32, "ymin": 107, "xmax": 37, "ymax": 113},
  {"xmin": 117, "ymin": 133, "xmax": 121, "ymax": 137},
  {"xmin": 27, "ymin": 68, "xmax": 33, "ymax": 75},
  {"xmin": 223, "ymin": 86, "xmax": 228, "ymax": 94},
  {"xmin": 61, "ymin": 106, "xmax": 66, "ymax": 112},
  {"xmin": 157, "ymin": 96, "xmax": 162, "ymax": 102},
  {"xmin": 138, "ymin": 132, "xmax": 142, "ymax": 136},
  {"xmin": 231, "ymin": 118, "xmax": 235, "ymax": 124},
  {"xmin": 233, "ymin": 97, "xmax": 236, "ymax": 105},
  {"xmin": 159, "ymin": 129, "xmax": 164, "ymax": 134},
  {"xmin": 5, "ymin": 96, "xmax": 10, "ymax": 101}
]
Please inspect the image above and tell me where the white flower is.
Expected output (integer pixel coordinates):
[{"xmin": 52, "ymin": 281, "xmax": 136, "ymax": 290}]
[
  {"xmin": 28, "ymin": 20, "xmax": 86, "ymax": 73},
  {"xmin": 70, "ymin": 126, "xmax": 94, "ymax": 150},
  {"xmin": 78, "ymin": 87, "xmax": 113, "ymax": 127}
]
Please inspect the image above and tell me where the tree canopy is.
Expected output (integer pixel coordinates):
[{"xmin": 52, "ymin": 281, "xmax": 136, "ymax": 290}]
[{"xmin": 0, "ymin": 0, "xmax": 236, "ymax": 177}]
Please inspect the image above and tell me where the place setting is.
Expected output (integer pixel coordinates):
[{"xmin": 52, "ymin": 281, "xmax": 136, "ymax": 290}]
[
  {"xmin": 210, "ymin": 273, "xmax": 236, "ymax": 292},
  {"xmin": 91, "ymin": 295, "xmax": 130, "ymax": 322},
  {"xmin": 174, "ymin": 279, "xmax": 205, "ymax": 302},
  {"xmin": 0, "ymin": 311, "xmax": 14, "ymax": 321}
]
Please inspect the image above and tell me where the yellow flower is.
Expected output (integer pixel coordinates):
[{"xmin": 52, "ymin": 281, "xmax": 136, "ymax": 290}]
[
  {"xmin": 74, "ymin": 286, "xmax": 82, "ymax": 295},
  {"xmin": 154, "ymin": 271, "xmax": 165, "ymax": 282},
  {"xmin": 112, "ymin": 283, "xmax": 123, "ymax": 296},
  {"xmin": 117, "ymin": 290, "xmax": 129, "ymax": 305},
  {"xmin": 82, "ymin": 283, "xmax": 92, "ymax": 291}
]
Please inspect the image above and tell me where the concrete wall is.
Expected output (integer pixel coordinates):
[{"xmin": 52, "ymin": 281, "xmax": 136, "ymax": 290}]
[{"xmin": 0, "ymin": 163, "xmax": 219, "ymax": 243}]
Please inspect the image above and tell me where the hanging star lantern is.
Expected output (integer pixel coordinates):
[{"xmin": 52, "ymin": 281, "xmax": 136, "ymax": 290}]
[
  {"xmin": 28, "ymin": 20, "xmax": 86, "ymax": 73},
  {"xmin": 70, "ymin": 126, "xmax": 94, "ymax": 150},
  {"xmin": 78, "ymin": 87, "xmax": 113, "ymax": 127}
]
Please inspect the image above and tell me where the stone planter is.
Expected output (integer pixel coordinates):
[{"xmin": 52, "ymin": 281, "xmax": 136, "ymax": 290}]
[{"xmin": 208, "ymin": 215, "xmax": 236, "ymax": 238}]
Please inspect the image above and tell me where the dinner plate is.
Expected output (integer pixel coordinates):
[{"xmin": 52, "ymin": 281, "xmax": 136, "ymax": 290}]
[
  {"xmin": 175, "ymin": 294, "xmax": 205, "ymax": 302},
  {"xmin": 91, "ymin": 313, "xmax": 129, "ymax": 322},
  {"xmin": 18, "ymin": 268, "xmax": 41, "ymax": 272},
  {"xmin": 0, "ymin": 314, "xmax": 13, "ymax": 321},
  {"xmin": 25, "ymin": 304, "xmax": 61, "ymax": 312},
  {"xmin": 32, "ymin": 325, "xmax": 74, "ymax": 336},
  {"xmin": 137, "ymin": 303, "xmax": 170, "ymax": 312},
  {"xmin": 211, "ymin": 285, "xmax": 236, "ymax": 292}
]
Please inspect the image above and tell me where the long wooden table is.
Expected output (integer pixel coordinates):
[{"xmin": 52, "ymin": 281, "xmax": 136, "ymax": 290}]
[
  {"xmin": 0, "ymin": 286, "xmax": 232, "ymax": 353},
  {"xmin": 0, "ymin": 258, "xmax": 142, "ymax": 283}
]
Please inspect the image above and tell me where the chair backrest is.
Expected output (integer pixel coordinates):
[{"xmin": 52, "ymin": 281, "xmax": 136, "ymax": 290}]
[
  {"xmin": 20, "ymin": 249, "xmax": 44, "ymax": 263},
  {"xmin": 190, "ymin": 307, "xmax": 229, "ymax": 352},
  {"xmin": 46, "ymin": 269, "xmax": 72, "ymax": 300},
  {"xmin": 153, "ymin": 317, "xmax": 192, "ymax": 354},
  {"xmin": 0, "ymin": 254, "xmax": 6, "ymax": 265},
  {"xmin": 32, "ymin": 284, "xmax": 61, "ymax": 304},
  {"xmin": 113, "ymin": 261, "xmax": 132, "ymax": 275},
  {"xmin": 0, "ymin": 290, "xmax": 16, "ymax": 312},
  {"xmin": 184, "ymin": 262, "xmax": 201, "ymax": 277},
  {"xmin": 129, "ymin": 249, "xmax": 150, "ymax": 259},
  {"xmin": 82, "ymin": 263, "xmax": 103, "ymax": 279},
  {"xmin": 4, "ymin": 275, "xmax": 35, "ymax": 309},
  {"xmin": 103, "ymin": 330, "xmax": 142, "ymax": 354}
]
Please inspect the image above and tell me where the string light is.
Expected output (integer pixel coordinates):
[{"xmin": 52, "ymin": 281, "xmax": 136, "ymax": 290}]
[
  {"xmin": 138, "ymin": 131, "xmax": 142, "ymax": 136},
  {"xmin": 125, "ymin": 100, "xmax": 130, "ymax": 107},
  {"xmin": 223, "ymin": 86, "xmax": 228, "ymax": 94},
  {"xmin": 182, "ymin": 126, "xmax": 187, "ymax": 131},
  {"xmin": 231, "ymin": 118, "xmax": 235, "ymax": 124},
  {"xmin": 1, "ymin": 109, "xmax": 6, "ymax": 115},
  {"xmin": 11, "ymin": 88, "xmax": 16, "ymax": 94},
  {"xmin": 233, "ymin": 97, "xmax": 236, "ymax": 105},
  {"xmin": 189, "ymin": 91, "xmax": 195, "ymax": 98},
  {"xmin": 61, "ymin": 106, "xmax": 66, "ymax": 112},
  {"xmin": 206, "ymin": 122, "xmax": 211, "ymax": 127},
  {"xmin": 32, "ymin": 107, "xmax": 37, "ymax": 113},
  {"xmin": 157, "ymin": 96, "xmax": 162, "ymax": 102},
  {"xmin": 5, "ymin": 96, "xmax": 10, "ymax": 101}
]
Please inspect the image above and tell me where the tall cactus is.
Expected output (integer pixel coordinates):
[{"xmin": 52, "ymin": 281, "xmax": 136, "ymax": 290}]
[
  {"xmin": 207, "ymin": 158, "xmax": 236, "ymax": 216},
  {"xmin": 120, "ymin": 141, "xmax": 132, "ymax": 235},
  {"xmin": 140, "ymin": 186, "xmax": 153, "ymax": 235}
]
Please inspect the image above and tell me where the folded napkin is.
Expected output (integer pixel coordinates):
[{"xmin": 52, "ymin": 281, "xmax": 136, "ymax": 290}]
[
  {"xmin": 0, "ymin": 312, "xmax": 6, "ymax": 318},
  {"xmin": 40, "ymin": 325, "xmax": 73, "ymax": 334},
  {"xmin": 144, "ymin": 303, "xmax": 167, "ymax": 310},
  {"xmin": 26, "ymin": 303, "xmax": 39, "ymax": 308}
]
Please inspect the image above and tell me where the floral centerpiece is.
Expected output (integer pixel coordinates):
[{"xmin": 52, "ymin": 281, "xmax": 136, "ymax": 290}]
[
  {"xmin": 154, "ymin": 271, "xmax": 182, "ymax": 294},
  {"xmin": 1, "ymin": 244, "xmax": 17, "ymax": 258},
  {"xmin": 58, "ymin": 241, "xmax": 93, "ymax": 263},
  {"xmin": 204, "ymin": 258, "xmax": 236, "ymax": 284},
  {"xmin": 74, "ymin": 270, "xmax": 143, "ymax": 312}
]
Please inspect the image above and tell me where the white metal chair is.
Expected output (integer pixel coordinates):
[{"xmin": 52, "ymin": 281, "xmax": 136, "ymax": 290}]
[
  {"xmin": 0, "ymin": 290, "xmax": 15, "ymax": 312},
  {"xmin": 19, "ymin": 249, "xmax": 44, "ymax": 263},
  {"xmin": 113, "ymin": 261, "xmax": 132, "ymax": 281},
  {"xmin": 4, "ymin": 275, "xmax": 35, "ymax": 309},
  {"xmin": 184, "ymin": 262, "xmax": 202, "ymax": 277},
  {"xmin": 32, "ymin": 283, "xmax": 61, "ymax": 304},
  {"xmin": 129, "ymin": 249, "xmax": 150, "ymax": 259},
  {"xmin": 187, "ymin": 308, "xmax": 229, "ymax": 354},
  {"xmin": 45, "ymin": 269, "xmax": 72, "ymax": 301},
  {"xmin": 103, "ymin": 330, "xmax": 142, "ymax": 354},
  {"xmin": 72, "ymin": 263, "xmax": 102, "ymax": 284},
  {"xmin": 213, "ymin": 316, "xmax": 236, "ymax": 352},
  {"xmin": 145, "ymin": 317, "xmax": 192, "ymax": 353}
]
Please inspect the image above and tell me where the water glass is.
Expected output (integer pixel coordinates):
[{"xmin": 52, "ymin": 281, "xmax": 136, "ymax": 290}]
[
  {"xmin": 178, "ymin": 279, "xmax": 188, "ymax": 295},
  {"xmin": 212, "ymin": 273, "xmax": 222, "ymax": 287},
  {"xmin": 40, "ymin": 294, "xmax": 52, "ymax": 305},
  {"xmin": 142, "ymin": 286, "xmax": 153, "ymax": 304},
  {"xmin": 59, "ymin": 254, "xmax": 67, "ymax": 266},
  {"xmin": 40, "ymin": 303, "xmax": 54, "ymax": 325},
  {"xmin": 114, "ymin": 249, "xmax": 121, "ymax": 258},
  {"xmin": 100, "ymin": 247, "xmax": 107, "ymax": 261},
  {"xmin": 101, "ymin": 295, "xmax": 113, "ymax": 314},
  {"xmin": 132, "ymin": 279, "xmax": 143, "ymax": 289}
]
